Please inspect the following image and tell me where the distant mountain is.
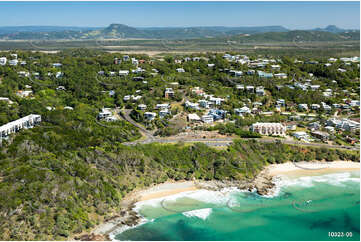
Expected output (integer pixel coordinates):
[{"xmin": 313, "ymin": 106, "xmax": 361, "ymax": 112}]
[
  {"xmin": 312, "ymin": 25, "xmax": 358, "ymax": 33},
  {"xmin": 82, "ymin": 24, "xmax": 289, "ymax": 39},
  {"xmin": 207, "ymin": 30, "xmax": 360, "ymax": 43},
  {"xmin": 0, "ymin": 24, "xmax": 358, "ymax": 41},
  {"xmin": 0, "ymin": 26, "xmax": 101, "ymax": 35}
]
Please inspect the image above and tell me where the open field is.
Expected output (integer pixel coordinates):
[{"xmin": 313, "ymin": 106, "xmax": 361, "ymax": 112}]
[{"xmin": 0, "ymin": 39, "xmax": 359, "ymax": 57}]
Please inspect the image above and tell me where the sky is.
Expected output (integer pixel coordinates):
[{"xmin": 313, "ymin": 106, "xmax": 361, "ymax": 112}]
[{"xmin": 0, "ymin": 1, "xmax": 359, "ymax": 29}]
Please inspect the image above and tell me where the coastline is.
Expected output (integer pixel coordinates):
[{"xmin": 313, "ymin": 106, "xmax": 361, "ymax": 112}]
[
  {"xmin": 266, "ymin": 160, "xmax": 360, "ymax": 176},
  {"xmin": 83, "ymin": 160, "xmax": 360, "ymax": 241}
]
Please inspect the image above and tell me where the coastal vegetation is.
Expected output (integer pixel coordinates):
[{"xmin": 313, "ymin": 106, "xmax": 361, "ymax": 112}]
[
  {"xmin": 0, "ymin": 49, "xmax": 359, "ymax": 240},
  {"xmin": 0, "ymin": 129, "xmax": 359, "ymax": 240}
]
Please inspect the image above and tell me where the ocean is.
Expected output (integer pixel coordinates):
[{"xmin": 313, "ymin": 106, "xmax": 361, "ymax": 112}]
[{"xmin": 113, "ymin": 170, "xmax": 360, "ymax": 241}]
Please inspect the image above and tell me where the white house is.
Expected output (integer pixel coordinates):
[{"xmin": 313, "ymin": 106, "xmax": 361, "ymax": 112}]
[
  {"xmin": 293, "ymin": 131, "xmax": 309, "ymax": 140},
  {"xmin": 119, "ymin": 70, "xmax": 129, "ymax": 76},
  {"xmin": 201, "ymin": 115, "xmax": 214, "ymax": 123},
  {"xmin": 176, "ymin": 68, "xmax": 185, "ymax": 73},
  {"xmin": 274, "ymin": 73, "xmax": 287, "ymax": 79},
  {"xmin": 0, "ymin": 114, "xmax": 41, "ymax": 139},
  {"xmin": 0, "ymin": 57, "xmax": 7, "ymax": 66},
  {"xmin": 298, "ymin": 104, "xmax": 308, "ymax": 111},
  {"xmin": 251, "ymin": 122, "xmax": 286, "ymax": 136},
  {"xmin": 144, "ymin": 112, "xmax": 157, "ymax": 121},
  {"xmin": 9, "ymin": 59, "xmax": 18, "ymax": 66},
  {"xmin": 234, "ymin": 107, "xmax": 251, "ymax": 116},
  {"xmin": 188, "ymin": 113, "xmax": 201, "ymax": 122}
]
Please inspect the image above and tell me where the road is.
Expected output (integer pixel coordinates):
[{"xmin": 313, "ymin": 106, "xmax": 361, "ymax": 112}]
[
  {"xmin": 120, "ymin": 109, "xmax": 155, "ymax": 141},
  {"xmin": 120, "ymin": 110, "xmax": 358, "ymax": 151}
]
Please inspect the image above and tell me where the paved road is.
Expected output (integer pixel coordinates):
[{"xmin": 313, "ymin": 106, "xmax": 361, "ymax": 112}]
[
  {"xmin": 120, "ymin": 109, "xmax": 155, "ymax": 141},
  {"xmin": 121, "ymin": 110, "xmax": 358, "ymax": 151}
]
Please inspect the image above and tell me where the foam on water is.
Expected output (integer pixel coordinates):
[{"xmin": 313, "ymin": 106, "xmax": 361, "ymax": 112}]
[
  {"xmin": 182, "ymin": 208, "xmax": 212, "ymax": 220},
  {"xmin": 134, "ymin": 187, "xmax": 242, "ymax": 211},
  {"xmin": 276, "ymin": 172, "xmax": 359, "ymax": 189}
]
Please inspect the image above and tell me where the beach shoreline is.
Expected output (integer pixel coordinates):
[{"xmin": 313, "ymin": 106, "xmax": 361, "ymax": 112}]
[
  {"xmin": 82, "ymin": 160, "xmax": 359, "ymax": 241},
  {"xmin": 266, "ymin": 160, "xmax": 360, "ymax": 176}
]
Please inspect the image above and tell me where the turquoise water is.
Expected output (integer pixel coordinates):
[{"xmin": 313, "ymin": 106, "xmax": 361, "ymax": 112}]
[{"xmin": 114, "ymin": 171, "xmax": 360, "ymax": 241}]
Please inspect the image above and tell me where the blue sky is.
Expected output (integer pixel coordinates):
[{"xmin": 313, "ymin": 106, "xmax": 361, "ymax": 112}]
[{"xmin": 0, "ymin": 1, "xmax": 359, "ymax": 29}]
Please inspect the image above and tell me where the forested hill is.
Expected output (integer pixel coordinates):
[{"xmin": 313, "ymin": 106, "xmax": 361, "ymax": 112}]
[{"xmin": 0, "ymin": 23, "xmax": 359, "ymax": 41}]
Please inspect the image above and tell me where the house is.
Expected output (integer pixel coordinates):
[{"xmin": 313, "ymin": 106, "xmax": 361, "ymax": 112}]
[
  {"xmin": 252, "ymin": 102, "xmax": 263, "ymax": 107},
  {"xmin": 325, "ymin": 126, "xmax": 335, "ymax": 133},
  {"xmin": 114, "ymin": 58, "xmax": 122, "ymax": 64},
  {"xmin": 132, "ymin": 67, "xmax": 145, "ymax": 74},
  {"xmin": 133, "ymin": 77, "xmax": 144, "ymax": 81},
  {"xmin": 18, "ymin": 71, "xmax": 30, "ymax": 77},
  {"xmin": 208, "ymin": 109, "xmax": 226, "ymax": 120},
  {"xmin": 230, "ymin": 70, "xmax": 243, "ymax": 76},
  {"xmin": 137, "ymin": 104, "xmax": 147, "ymax": 110},
  {"xmin": 309, "ymin": 85, "xmax": 320, "ymax": 91},
  {"xmin": 0, "ymin": 97, "xmax": 13, "ymax": 105},
  {"xmin": 9, "ymin": 59, "xmax": 18, "ymax": 66},
  {"xmin": 308, "ymin": 121, "xmax": 321, "ymax": 130},
  {"xmin": 0, "ymin": 57, "xmax": 7, "ymax": 66},
  {"xmin": 123, "ymin": 55, "xmax": 130, "ymax": 61},
  {"xmin": 326, "ymin": 118, "xmax": 360, "ymax": 131},
  {"xmin": 251, "ymin": 122, "xmax": 286, "ymax": 136},
  {"xmin": 164, "ymin": 88, "xmax": 175, "ymax": 98},
  {"xmin": 176, "ymin": 68, "xmax": 185, "ymax": 73},
  {"xmin": 322, "ymin": 103, "xmax": 332, "ymax": 111},
  {"xmin": 207, "ymin": 64, "xmax": 215, "ymax": 68},
  {"xmin": 234, "ymin": 107, "xmax": 251, "ymax": 116},
  {"xmin": 276, "ymin": 99, "xmax": 285, "ymax": 106},
  {"xmin": 55, "ymin": 72, "xmax": 63, "ymax": 78},
  {"xmin": 209, "ymin": 97, "xmax": 224, "ymax": 106},
  {"xmin": 274, "ymin": 73, "xmax": 287, "ymax": 79},
  {"xmin": 159, "ymin": 109, "xmax": 170, "ymax": 119},
  {"xmin": 201, "ymin": 115, "xmax": 214, "ymax": 123},
  {"xmin": 98, "ymin": 108, "xmax": 112, "ymax": 119},
  {"xmin": 271, "ymin": 65, "xmax": 281, "ymax": 70},
  {"xmin": 185, "ymin": 101, "xmax": 199, "ymax": 110},
  {"xmin": 246, "ymin": 86, "xmax": 254, "ymax": 92},
  {"xmin": 0, "ymin": 114, "xmax": 41, "ymax": 139},
  {"xmin": 119, "ymin": 70, "xmax": 129, "ymax": 76},
  {"xmin": 64, "ymin": 106, "xmax": 74, "ymax": 110},
  {"xmin": 188, "ymin": 113, "xmax": 201, "ymax": 122},
  {"xmin": 337, "ymin": 68, "xmax": 347, "ymax": 73},
  {"xmin": 131, "ymin": 58, "xmax": 138, "ymax": 65},
  {"xmin": 156, "ymin": 103, "xmax": 170, "ymax": 110},
  {"xmin": 298, "ymin": 104, "xmax": 308, "ymax": 111},
  {"xmin": 311, "ymin": 131, "xmax": 330, "ymax": 141},
  {"xmin": 247, "ymin": 70, "xmax": 255, "ymax": 75},
  {"xmin": 52, "ymin": 63, "xmax": 62, "ymax": 68},
  {"xmin": 123, "ymin": 95, "xmax": 131, "ymax": 101},
  {"xmin": 56, "ymin": 86, "xmax": 66, "ymax": 91},
  {"xmin": 192, "ymin": 87, "xmax": 204, "ymax": 96},
  {"xmin": 198, "ymin": 100, "xmax": 209, "ymax": 109},
  {"xmin": 256, "ymin": 86, "xmax": 265, "ymax": 96},
  {"xmin": 144, "ymin": 112, "xmax": 156, "ymax": 121},
  {"xmin": 257, "ymin": 71, "xmax": 273, "ymax": 78},
  {"xmin": 311, "ymin": 104, "xmax": 320, "ymax": 110},
  {"xmin": 236, "ymin": 84, "xmax": 244, "ymax": 90},
  {"xmin": 293, "ymin": 131, "xmax": 309, "ymax": 140},
  {"xmin": 350, "ymin": 100, "xmax": 360, "ymax": 107},
  {"xmin": 16, "ymin": 90, "xmax": 33, "ymax": 98}
]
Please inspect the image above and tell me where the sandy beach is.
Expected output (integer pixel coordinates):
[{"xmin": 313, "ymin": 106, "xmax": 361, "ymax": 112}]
[
  {"xmin": 137, "ymin": 181, "xmax": 199, "ymax": 201},
  {"xmin": 267, "ymin": 161, "xmax": 360, "ymax": 176}
]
